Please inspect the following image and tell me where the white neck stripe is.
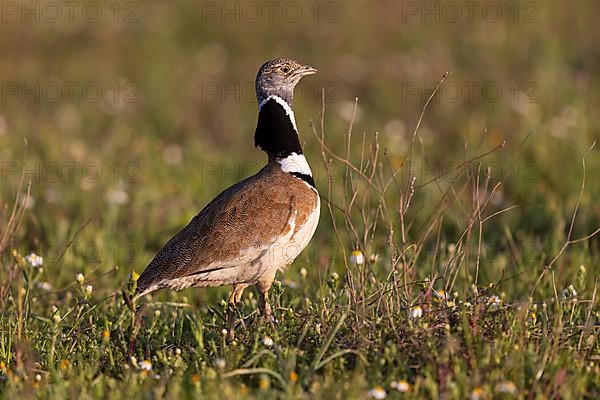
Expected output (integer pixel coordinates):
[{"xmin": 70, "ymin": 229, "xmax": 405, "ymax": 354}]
[
  {"xmin": 277, "ymin": 152, "xmax": 312, "ymax": 176},
  {"xmin": 258, "ymin": 95, "xmax": 298, "ymax": 132}
]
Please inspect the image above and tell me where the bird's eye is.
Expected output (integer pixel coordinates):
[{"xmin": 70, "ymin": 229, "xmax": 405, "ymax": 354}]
[{"xmin": 281, "ymin": 67, "xmax": 290, "ymax": 73}]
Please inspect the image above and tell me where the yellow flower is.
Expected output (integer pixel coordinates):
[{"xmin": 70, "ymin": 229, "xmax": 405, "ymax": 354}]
[
  {"xmin": 239, "ymin": 384, "xmax": 249, "ymax": 395},
  {"xmin": 12, "ymin": 249, "xmax": 25, "ymax": 266},
  {"xmin": 289, "ymin": 371, "xmax": 298, "ymax": 382},
  {"xmin": 259, "ymin": 375, "xmax": 270, "ymax": 390},
  {"xmin": 470, "ymin": 387, "xmax": 485, "ymax": 400},
  {"xmin": 60, "ymin": 359, "xmax": 70, "ymax": 370},
  {"xmin": 191, "ymin": 374, "xmax": 201, "ymax": 384}
]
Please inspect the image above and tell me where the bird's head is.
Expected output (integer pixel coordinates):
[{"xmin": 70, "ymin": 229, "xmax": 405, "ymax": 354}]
[{"xmin": 255, "ymin": 58, "xmax": 318, "ymax": 106}]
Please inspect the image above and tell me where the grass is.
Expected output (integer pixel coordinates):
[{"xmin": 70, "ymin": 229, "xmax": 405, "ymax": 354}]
[{"xmin": 1, "ymin": 0, "xmax": 599, "ymax": 398}]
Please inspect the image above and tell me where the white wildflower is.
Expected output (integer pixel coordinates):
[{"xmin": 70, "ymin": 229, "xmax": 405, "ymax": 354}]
[
  {"xmin": 562, "ymin": 284, "xmax": 577, "ymax": 299},
  {"xmin": 410, "ymin": 305, "xmax": 423, "ymax": 319},
  {"xmin": 470, "ymin": 387, "xmax": 485, "ymax": 400},
  {"xmin": 140, "ymin": 360, "xmax": 152, "ymax": 371},
  {"xmin": 106, "ymin": 188, "xmax": 130, "ymax": 205},
  {"xmin": 84, "ymin": 285, "xmax": 93, "ymax": 296},
  {"xmin": 263, "ymin": 336, "xmax": 274, "ymax": 347},
  {"xmin": 36, "ymin": 282, "xmax": 53, "ymax": 291},
  {"xmin": 391, "ymin": 380, "xmax": 410, "ymax": 392},
  {"xmin": 495, "ymin": 380, "xmax": 517, "ymax": 394},
  {"xmin": 487, "ymin": 295, "xmax": 501, "ymax": 310},
  {"xmin": 300, "ymin": 267, "xmax": 307, "ymax": 278},
  {"xmin": 215, "ymin": 358, "xmax": 226, "ymax": 369},
  {"xmin": 368, "ymin": 386, "xmax": 387, "ymax": 399},
  {"xmin": 76, "ymin": 273, "xmax": 84, "ymax": 284},
  {"xmin": 25, "ymin": 253, "xmax": 43, "ymax": 267},
  {"xmin": 350, "ymin": 250, "xmax": 364, "ymax": 265}
]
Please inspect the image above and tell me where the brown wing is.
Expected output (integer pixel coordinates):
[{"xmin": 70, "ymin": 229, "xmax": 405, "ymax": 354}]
[{"xmin": 137, "ymin": 163, "xmax": 317, "ymax": 293}]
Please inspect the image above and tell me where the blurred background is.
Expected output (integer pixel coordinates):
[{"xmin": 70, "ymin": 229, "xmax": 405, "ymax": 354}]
[{"xmin": 1, "ymin": 0, "xmax": 599, "ymax": 299}]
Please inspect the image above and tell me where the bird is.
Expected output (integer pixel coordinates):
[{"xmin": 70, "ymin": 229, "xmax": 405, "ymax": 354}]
[{"xmin": 136, "ymin": 58, "xmax": 320, "ymax": 340}]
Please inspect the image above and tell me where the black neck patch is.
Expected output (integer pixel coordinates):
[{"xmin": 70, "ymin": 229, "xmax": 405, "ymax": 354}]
[
  {"xmin": 290, "ymin": 172, "xmax": 316, "ymax": 188},
  {"xmin": 255, "ymin": 98, "xmax": 303, "ymax": 158}
]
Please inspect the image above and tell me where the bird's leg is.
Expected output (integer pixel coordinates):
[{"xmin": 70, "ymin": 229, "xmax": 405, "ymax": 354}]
[
  {"xmin": 260, "ymin": 292, "xmax": 272, "ymax": 320},
  {"xmin": 257, "ymin": 280, "xmax": 273, "ymax": 321},
  {"xmin": 226, "ymin": 284, "xmax": 246, "ymax": 343}
]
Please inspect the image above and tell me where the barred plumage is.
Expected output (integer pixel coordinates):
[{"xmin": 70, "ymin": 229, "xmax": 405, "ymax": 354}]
[{"xmin": 136, "ymin": 58, "xmax": 319, "ymax": 341}]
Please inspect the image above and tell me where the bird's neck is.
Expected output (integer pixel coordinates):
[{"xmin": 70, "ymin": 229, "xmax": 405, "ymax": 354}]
[
  {"xmin": 255, "ymin": 95, "xmax": 301, "ymax": 156},
  {"xmin": 254, "ymin": 95, "xmax": 314, "ymax": 185}
]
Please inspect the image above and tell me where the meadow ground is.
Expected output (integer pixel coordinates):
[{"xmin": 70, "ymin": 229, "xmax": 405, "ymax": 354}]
[{"xmin": 1, "ymin": 0, "xmax": 599, "ymax": 398}]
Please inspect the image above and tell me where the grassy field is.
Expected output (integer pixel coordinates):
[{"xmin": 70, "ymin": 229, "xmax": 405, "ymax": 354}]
[{"xmin": 1, "ymin": 0, "xmax": 599, "ymax": 398}]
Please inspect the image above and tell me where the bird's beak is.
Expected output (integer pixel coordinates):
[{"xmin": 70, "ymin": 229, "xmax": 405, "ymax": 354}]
[{"xmin": 299, "ymin": 64, "xmax": 318, "ymax": 76}]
